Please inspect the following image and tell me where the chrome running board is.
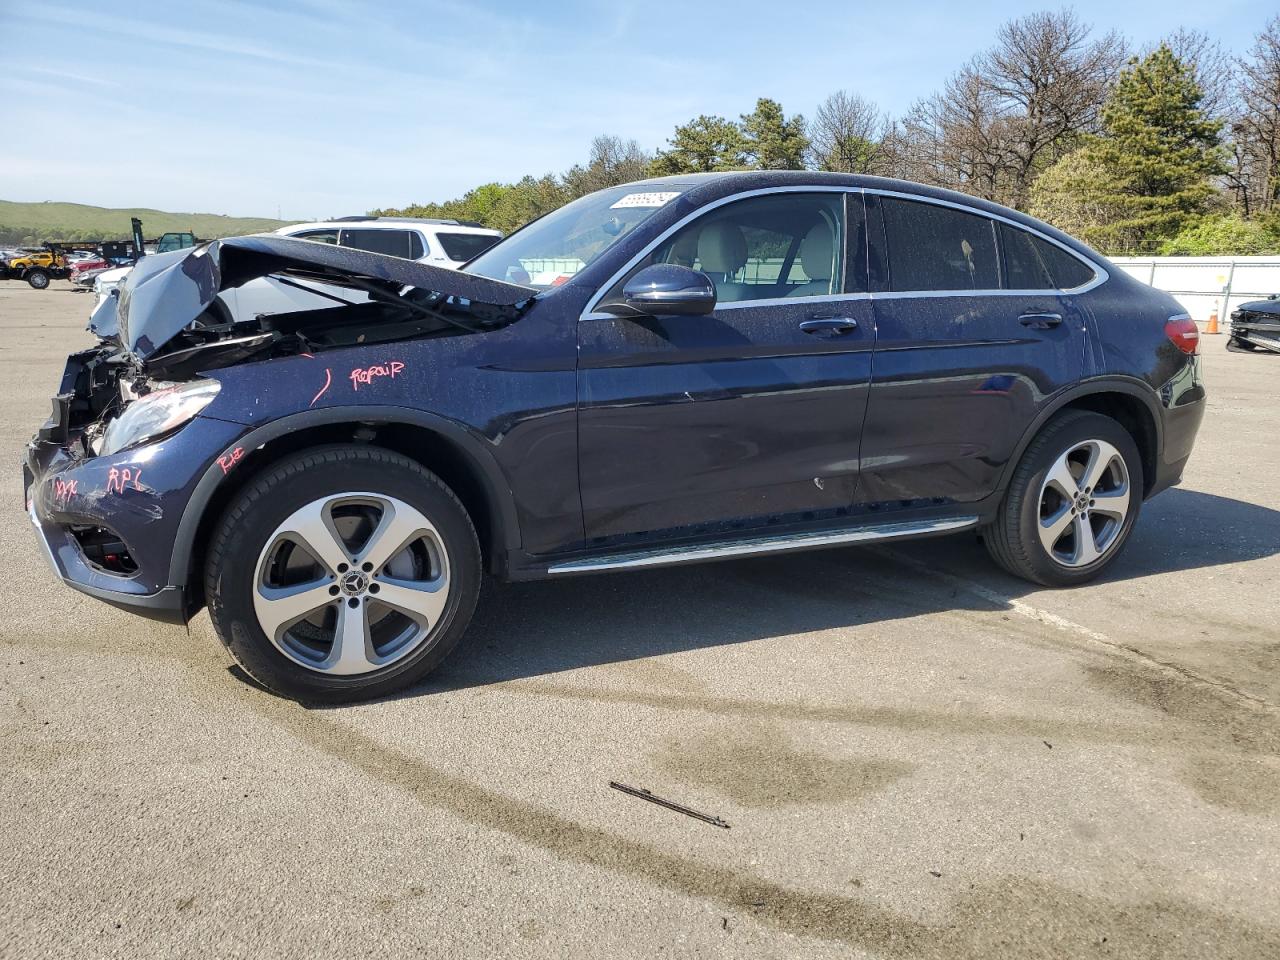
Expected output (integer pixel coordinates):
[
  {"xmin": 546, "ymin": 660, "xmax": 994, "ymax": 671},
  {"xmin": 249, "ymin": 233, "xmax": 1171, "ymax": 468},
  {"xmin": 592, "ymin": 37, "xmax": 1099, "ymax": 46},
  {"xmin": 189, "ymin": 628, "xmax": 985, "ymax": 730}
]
[{"xmin": 547, "ymin": 515, "xmax": 979, "ymax": 575}]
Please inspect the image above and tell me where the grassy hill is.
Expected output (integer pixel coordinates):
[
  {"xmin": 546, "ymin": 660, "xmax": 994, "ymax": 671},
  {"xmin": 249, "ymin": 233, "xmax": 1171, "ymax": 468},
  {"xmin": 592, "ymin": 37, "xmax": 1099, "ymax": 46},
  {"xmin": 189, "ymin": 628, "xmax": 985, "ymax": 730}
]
[{"xmin": 0, "ymin": 199, "xmax": 293, "ymax": 245}]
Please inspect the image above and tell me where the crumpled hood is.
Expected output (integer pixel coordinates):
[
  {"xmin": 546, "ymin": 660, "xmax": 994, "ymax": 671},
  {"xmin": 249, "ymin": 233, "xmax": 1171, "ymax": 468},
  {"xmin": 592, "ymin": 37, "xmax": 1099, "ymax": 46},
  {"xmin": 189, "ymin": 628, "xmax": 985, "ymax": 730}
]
[
  {"xmin": 113, "ymin": 234, "xmax": 536, "ymax": 361},
  {"xmin": 1235, "ymin": 297, "xmax": 1280, "ymax": 317}
]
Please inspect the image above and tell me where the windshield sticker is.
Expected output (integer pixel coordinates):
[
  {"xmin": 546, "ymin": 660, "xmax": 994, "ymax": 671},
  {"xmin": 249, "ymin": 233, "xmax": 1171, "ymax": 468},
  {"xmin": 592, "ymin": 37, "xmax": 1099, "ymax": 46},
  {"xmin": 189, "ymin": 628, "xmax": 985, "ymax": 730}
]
[{"xmin": 609, "ymin": 192, "xmax": 681, "ymax": 209}]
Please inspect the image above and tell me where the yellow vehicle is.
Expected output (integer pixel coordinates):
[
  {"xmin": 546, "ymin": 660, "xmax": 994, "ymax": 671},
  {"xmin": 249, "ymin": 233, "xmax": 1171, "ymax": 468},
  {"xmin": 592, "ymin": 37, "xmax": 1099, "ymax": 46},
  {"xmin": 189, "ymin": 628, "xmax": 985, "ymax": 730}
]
[{"xmin": 2, "ymin": 246, "xmax": 69, "ymax": 289}]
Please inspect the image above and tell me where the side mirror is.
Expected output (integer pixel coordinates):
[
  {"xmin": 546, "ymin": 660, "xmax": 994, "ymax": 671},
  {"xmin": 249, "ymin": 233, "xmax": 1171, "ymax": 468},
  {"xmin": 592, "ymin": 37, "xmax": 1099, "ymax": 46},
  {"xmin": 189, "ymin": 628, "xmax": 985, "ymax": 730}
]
[{"xmin": 621, "ymin": 264, "xmax": 717, "ymax": 316}]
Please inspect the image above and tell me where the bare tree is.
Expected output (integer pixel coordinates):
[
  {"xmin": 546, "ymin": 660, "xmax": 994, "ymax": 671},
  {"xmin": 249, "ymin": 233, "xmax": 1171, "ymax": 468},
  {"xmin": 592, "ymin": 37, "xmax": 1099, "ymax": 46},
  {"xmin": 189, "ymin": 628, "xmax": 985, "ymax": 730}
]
[
  {"xmin": 895, "ymin": 62, "xmax": 1012, "ymax": 201},
  {"xmin": 1230, "ymin": 17, "xmax": 1280, "ymax": 215},
  {"xmin": 1160, "ymin": 28, "xmax": 1237, "ymax": 120},
  {"xmin": 562, "ymin": 135, "xmax": 652, "ymax": 198},
  {"xmin": 985, "ymin": 9, "xmax": 1126, "ymax": 208},
  {"xmin": 810, "ymin": 90, "xmax": 891, "ymax": 173},
  {"xmin": 896, "ymin": 10, "xmax": 1124, "ymax": 209}
]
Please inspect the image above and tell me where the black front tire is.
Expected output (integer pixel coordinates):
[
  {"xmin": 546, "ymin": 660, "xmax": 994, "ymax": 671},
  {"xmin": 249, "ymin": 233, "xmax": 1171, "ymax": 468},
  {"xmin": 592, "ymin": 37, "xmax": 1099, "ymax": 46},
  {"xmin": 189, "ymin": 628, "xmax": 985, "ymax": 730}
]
[
  {"xmin": 984, "ymin": 411, "xmax": 1143, "ymax": 587},
  {"xmin": 204, "ymin": 445, "xmax": 482, "ymax": 703},
  {"xmin": 26, "ymin": 269, "xmax": 50, "ymax": 289}
]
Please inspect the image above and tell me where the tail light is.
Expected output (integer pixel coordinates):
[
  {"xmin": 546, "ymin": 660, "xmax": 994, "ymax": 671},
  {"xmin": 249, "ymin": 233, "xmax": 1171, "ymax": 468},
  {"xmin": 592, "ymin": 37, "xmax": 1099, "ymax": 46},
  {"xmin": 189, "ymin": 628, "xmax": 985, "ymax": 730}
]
[{"xmin": 1164, "ymin": 316, "xmax": 1200, "ymax": 355}]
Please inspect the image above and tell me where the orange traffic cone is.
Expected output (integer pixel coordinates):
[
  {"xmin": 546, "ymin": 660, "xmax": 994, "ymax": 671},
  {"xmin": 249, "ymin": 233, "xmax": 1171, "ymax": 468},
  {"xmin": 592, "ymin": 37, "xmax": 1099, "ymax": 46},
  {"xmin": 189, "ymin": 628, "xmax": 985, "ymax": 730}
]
[{"xmin": 1205, "ymin": 310, "xmax": 1221, "ymax": 335}]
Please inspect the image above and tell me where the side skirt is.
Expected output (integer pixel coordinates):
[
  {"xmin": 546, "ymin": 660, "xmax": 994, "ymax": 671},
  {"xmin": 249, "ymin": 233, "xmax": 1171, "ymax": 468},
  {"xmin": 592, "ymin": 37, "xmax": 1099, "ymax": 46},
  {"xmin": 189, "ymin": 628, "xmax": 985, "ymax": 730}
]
[{"xmin": 544, "ymin": 515, "xmax": 979, "ymax": 576}]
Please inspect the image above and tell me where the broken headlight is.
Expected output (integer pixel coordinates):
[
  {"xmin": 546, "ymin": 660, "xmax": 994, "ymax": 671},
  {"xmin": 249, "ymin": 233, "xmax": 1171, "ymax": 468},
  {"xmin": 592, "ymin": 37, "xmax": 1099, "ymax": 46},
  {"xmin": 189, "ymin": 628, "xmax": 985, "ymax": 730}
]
[{"xmin": 99, "ymin": 380, "xmax": 220, "ymax": 456}]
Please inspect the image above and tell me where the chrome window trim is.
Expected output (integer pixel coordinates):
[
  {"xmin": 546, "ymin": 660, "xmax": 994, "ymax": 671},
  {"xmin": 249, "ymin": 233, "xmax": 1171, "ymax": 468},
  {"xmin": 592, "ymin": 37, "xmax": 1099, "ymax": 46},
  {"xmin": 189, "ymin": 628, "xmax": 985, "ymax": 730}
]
[
  {"xmin": 579, "ymin": 184, "xmax": 1107, "ymax": 321},
  {"xmin": 866, "ymin": 188, "xmax": 1107, "ymax": 295},
  {"xmin": 581, "ymin": 185, "xmax": 855, "ymax": 320}
]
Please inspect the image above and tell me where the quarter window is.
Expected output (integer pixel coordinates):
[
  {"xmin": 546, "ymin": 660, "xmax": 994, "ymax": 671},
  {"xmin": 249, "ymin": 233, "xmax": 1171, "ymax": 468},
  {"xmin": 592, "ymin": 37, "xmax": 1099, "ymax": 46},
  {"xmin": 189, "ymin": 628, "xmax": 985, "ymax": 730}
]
[
  {"xmin": 880, "ymin": 198, "xmax": 998, "ymax": 292},
  {"xmin": 999, "ymin": 223, "xmax": 1095, "ymax": 290},
  {"xmin": 616, "ymin": 192, "xmax": 847, "ymax": 305},
  {"xmin": 337, "ymin": 228, "xmax": 415, "ymax": 259},
  {"xmin": 436, "ymin": 232, "xmax": 500, "ymax": 262}
]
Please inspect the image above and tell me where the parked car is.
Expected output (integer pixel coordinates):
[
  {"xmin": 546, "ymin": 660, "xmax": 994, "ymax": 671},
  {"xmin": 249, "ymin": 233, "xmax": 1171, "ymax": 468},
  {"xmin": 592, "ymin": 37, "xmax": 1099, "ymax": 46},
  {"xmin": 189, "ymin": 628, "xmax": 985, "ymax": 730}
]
[
  {"xmin": 24, "ymin": 172, "xmax": 1206, "ymax": 702},
  {"xmin": 224, "ymin": 217, "xmax": 501, "ymax": 319},
  {"xmin": 70, "ymin": 254, "xmax": 137, "ymax": 290},
  {"xmin": 1228, "ymin": 296, "xmax": 1280, "ymax": 353},
  {"xmin": 3, "ymin": 246, "xmax": 69, "ymax": 288}
]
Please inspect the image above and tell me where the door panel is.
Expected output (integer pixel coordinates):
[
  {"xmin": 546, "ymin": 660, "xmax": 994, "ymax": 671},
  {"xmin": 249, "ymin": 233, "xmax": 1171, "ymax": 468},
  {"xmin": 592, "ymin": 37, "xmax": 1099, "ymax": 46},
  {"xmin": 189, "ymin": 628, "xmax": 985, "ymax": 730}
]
[
  {"xmin": 578, "ymin": 298, "xmax": 874, "ymax": 540},
  {"xmin": 858, "ymin": 194, "xmax": 1094, "ymax": 505},
  {"xmin": 858, "ymin": 292, "xmax": 1089, "ymax": 504}
]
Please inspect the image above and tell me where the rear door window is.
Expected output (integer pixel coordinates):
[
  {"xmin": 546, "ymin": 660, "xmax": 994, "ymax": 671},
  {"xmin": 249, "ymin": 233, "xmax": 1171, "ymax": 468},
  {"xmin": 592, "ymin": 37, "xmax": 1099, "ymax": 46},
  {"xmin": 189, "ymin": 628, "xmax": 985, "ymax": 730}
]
[
  {"xmin": 880, "ymin": 198, "xmax": 999, "ymax": 292},
  {"xmin": 437, "ymin": 232, "xmax": 500, "ymax": 262},
  {"xmin": 999, "ymin": 223, "xmax": 1096, "ymax": 290},
  {"xmin": 338, "ymin": 229, "xmax": 415, "ymax": 259}
]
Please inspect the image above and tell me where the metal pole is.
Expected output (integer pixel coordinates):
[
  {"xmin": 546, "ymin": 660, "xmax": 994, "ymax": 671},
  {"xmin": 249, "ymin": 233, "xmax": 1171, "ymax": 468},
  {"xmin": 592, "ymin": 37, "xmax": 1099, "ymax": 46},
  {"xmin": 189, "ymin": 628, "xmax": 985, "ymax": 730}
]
[{"xmin": 1223, "ymin": 260, "xmax": 1237, "ymax": 315}]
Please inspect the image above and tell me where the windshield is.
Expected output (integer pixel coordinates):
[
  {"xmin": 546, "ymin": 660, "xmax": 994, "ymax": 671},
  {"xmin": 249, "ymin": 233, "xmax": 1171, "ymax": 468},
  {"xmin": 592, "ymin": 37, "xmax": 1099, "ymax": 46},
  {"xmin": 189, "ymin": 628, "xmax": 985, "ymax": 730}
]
[{"xmin": 465, "ymin": 184, "xmax": 684, "ymax": 289}]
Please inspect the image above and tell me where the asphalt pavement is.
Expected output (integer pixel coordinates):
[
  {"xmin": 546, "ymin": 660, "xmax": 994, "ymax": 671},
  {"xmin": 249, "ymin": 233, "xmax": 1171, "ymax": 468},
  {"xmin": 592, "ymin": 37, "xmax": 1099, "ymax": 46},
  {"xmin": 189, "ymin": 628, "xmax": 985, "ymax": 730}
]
[{"xmin": 2, "ymin": 279, "xmax": 1278, "ymax": 959}]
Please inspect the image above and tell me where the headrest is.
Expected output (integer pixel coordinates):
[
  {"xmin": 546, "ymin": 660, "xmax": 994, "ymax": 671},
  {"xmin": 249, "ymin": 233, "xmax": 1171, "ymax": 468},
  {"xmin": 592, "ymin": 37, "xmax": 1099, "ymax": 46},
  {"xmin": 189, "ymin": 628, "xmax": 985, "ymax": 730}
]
[
  {"xmin": 697, "ymin": 222, "xmax": 748, "ymax": 274},
  {"xmin": 799, "ymin": 224, "xmax": 835, "ymax": 281}
]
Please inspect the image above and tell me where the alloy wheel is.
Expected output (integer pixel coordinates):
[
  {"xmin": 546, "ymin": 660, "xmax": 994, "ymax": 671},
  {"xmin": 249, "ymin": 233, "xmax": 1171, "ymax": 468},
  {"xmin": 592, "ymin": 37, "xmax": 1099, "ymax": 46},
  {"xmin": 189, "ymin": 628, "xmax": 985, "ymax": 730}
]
[
  {"xmin": 252, "ymin": 493, "xmax": 451, "ymax": 675},
  {"xmin": 1036, "ymin": 438, "xmax": 1130, "ymax": 568}
]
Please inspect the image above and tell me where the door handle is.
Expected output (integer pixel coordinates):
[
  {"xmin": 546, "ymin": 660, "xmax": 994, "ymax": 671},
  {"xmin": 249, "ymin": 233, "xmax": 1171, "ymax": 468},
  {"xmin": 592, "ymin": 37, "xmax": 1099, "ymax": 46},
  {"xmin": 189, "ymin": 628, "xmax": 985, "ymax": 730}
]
[
  {"xmin": 800, "ymin": 316, "xmax": 858, "ymax": 336},
  {"xmin": 1018, "ymin": 312, "xmax": 1063, "ymax": 329}
]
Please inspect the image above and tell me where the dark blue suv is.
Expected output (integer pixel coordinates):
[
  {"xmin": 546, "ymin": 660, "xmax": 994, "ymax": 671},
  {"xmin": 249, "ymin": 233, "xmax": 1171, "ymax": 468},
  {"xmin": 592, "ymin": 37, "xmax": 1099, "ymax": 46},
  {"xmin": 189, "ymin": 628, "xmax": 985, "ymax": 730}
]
[{"xmin": 25, "ymin": 172, "xmax": 1206, "ymax": 702}]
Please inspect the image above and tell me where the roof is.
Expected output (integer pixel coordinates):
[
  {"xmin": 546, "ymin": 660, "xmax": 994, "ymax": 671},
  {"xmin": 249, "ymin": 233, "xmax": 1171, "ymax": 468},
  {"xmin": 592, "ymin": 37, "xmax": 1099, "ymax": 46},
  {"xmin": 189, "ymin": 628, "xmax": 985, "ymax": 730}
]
[
  {"xmin": 623, "ymin": 170, "xmax": 1103, "ymax": 262},
  {"xmin": 276, "ymin": 218, "xmax": 500, "ymax": 236}
]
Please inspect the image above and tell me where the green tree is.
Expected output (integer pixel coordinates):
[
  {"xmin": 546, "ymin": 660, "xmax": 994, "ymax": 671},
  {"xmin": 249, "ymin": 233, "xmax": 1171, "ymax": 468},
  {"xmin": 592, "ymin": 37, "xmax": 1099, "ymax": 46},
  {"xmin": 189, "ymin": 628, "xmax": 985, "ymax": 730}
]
[
  {"xmin": 1029, "ymin": 147, "xmax": 1130, "ymax": 247},
  {"xmin": 488, "ymin": 175, "xmax": 566, "ymax": 234},
  {"xmin": 1158, "ymin": 213, "xmax": 1280, "ymax": 255},
  {"xmin": 1032, "ymin": 45, "xmax": 1223, "ymax": 251},
  {"xmin": 648, "ymin": 115, "xmax": 748, "ymax": 175},
  {"xmin": 740, "ymin": 98, "xmax": 809, "ymax": 170}
]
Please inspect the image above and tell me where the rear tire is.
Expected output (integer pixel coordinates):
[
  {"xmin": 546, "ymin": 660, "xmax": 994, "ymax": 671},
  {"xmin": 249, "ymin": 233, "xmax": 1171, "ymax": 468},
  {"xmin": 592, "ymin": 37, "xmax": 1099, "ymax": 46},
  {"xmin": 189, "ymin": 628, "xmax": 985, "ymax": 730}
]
[
  {"xmin": 205, "ymin": 445, "xmax": 481, "ymax": 703},
  {"xmin": 984, "ymin": 411, "xmax": 1143, "ymax": 587},
  {"xmin": 26, "ymin": 269, "xmax": 50, "ymax": 290}
]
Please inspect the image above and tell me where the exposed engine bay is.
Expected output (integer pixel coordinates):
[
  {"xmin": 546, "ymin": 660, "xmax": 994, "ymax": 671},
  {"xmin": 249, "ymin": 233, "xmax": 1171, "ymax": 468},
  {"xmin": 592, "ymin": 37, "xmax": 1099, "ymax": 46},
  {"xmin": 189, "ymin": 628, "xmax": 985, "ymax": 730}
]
[{"xmin": 45, "ymin": 234, "xmax": 538, "ymax": 454}]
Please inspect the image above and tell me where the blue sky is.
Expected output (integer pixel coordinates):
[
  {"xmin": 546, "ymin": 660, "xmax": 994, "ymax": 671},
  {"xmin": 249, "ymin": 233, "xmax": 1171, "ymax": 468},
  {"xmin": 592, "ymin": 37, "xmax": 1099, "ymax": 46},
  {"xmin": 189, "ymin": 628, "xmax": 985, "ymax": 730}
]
[{"xmin": 0, "ymin": 0, "xmax": 1273, "ymax": 220}]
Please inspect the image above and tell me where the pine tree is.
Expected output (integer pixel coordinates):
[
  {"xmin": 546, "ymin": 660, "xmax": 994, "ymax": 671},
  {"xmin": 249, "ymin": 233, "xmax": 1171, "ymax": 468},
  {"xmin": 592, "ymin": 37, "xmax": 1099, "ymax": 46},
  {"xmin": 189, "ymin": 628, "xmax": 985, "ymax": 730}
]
[
  {"xmin": 1032, "ymin": 44, "xmax": 1223, "ymax": 250},
  {"xmin": 740, "ymin": 98, "xmax": 810, "ymax": 170},
  {"xmin": 649, "ymin": 116, "xmax": 748, "ymax": 175}
]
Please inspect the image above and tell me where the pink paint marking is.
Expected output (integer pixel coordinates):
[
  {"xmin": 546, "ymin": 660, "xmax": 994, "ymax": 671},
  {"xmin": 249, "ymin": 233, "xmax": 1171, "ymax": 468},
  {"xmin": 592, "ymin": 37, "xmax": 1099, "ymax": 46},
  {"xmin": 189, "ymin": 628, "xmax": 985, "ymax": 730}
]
[
  {"xmin": 217, "ymin": 447, "xmax": 246, "ymax": 475},
  {"xmin": 349, "ymin": 360, "xmax": 405, "ymax": 392},
  {"xmin": 105, "ymin": 466, "xmax": 144, "ymax": 495},
  {"xmin": 52, "ymin": 478, "xmax": 78, "ymax": 505},
  {"xmin": 310, "ymin": 367, "xmax": 332, "ymax": 407}
]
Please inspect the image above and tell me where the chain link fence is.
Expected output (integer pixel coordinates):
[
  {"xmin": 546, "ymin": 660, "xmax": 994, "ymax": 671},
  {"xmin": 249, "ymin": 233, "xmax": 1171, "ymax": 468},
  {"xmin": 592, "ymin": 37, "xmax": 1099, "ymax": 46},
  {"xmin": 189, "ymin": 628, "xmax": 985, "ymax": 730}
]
[{"xmin": 1110, "ymin": 256, "xmax": 1280, "ymax": 325}]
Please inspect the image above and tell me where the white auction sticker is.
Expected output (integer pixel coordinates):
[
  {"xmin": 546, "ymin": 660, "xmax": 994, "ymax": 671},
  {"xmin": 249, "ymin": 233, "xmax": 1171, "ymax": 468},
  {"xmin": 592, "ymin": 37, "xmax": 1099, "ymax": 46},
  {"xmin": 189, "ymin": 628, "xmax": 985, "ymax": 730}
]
[{"xmin": 610, "ymin": 191, "xmax": 681, "ymax": 209}]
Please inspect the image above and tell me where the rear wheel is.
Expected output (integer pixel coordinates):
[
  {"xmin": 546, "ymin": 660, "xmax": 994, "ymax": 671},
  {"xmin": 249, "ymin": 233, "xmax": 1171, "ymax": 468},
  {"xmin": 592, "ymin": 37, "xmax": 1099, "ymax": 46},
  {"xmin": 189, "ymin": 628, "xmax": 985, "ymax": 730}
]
[
  {"xmin": 25, "ymin": 268, "xmax": 50, "ymax": 290},
  {"xmin": 205, "ymin": 445, "xmax": 481, "ymax": 702},
  {"xmin": 984, "ymin": 411, "xmax": 1143, "ymax": 586}
]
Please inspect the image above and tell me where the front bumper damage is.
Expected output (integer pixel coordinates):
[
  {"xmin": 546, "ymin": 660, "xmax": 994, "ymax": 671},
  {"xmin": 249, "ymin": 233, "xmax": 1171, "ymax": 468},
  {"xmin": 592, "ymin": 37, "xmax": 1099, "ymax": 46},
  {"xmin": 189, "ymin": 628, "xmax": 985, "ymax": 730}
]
[
  {"xmin": 1229, "ymin": 300, "xmax": 1280, "ymax": 353},
  {"xmin": 24, "ymin": 351, "xmax": 245, "ymax": 624},
  {"xmin": 25, "ymin": 235, "xmax": 537, "ymax": 623}
]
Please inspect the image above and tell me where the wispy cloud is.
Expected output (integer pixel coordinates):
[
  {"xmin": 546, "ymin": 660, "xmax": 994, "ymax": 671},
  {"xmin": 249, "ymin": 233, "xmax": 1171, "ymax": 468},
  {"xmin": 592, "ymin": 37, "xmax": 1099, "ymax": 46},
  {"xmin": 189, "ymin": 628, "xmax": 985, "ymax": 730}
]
[{"xmin": 26, "ymin": 65, "xmax": 122, "ymax": 87}]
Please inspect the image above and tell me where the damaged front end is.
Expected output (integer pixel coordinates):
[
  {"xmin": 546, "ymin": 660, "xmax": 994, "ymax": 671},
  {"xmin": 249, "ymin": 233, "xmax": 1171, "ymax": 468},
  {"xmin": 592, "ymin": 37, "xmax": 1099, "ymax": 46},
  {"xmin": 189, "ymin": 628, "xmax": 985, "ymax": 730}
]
[
  {"xmin": 26, "ymin": 236, "xmax": 537, "ymax": 622},
  {"xmin": 1229, "ymin": 297, "xmax": 1280, "ymax": 353},
  {"xmin": 52, "ymin": 235, "xmax": 538, "ymax": 451}
]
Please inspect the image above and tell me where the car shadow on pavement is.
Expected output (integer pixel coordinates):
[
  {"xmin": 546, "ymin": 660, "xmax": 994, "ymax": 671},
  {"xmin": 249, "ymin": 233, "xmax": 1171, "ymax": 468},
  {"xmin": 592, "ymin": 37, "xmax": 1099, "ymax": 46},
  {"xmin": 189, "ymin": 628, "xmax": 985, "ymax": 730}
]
[{"xmin": 403, "ymin": 486, "xmax": 1280, "ymax": 697}]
